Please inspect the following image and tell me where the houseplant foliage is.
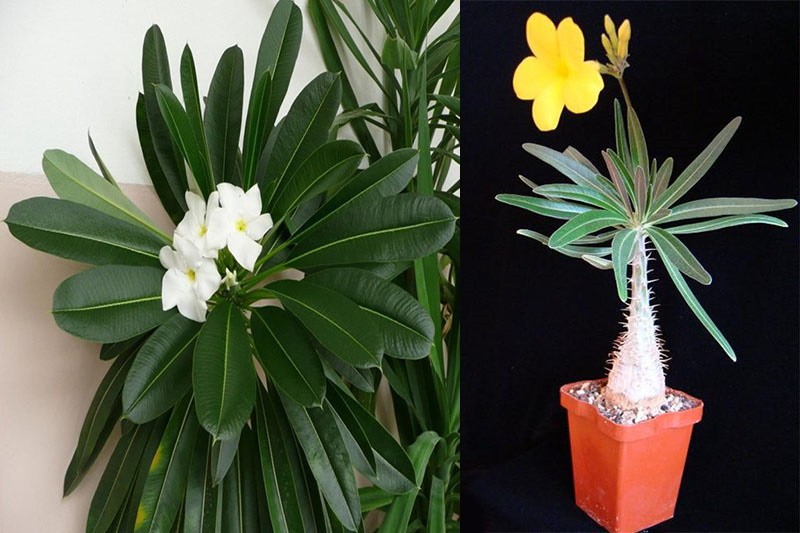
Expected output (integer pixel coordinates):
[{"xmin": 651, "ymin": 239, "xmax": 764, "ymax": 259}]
[
  {"xmin": 496, "ymin": 12, "xmax": 796, "ymax": 531},
  {"xmin": 3, "ymin": 1, "xmax": 456, "ymax": 531},
  {"xmin": 309, "ymin": 0, "xmax": 460, "ymax": 529},
  {"xmin": 498, "ymin": 12, "xmax": 796, "ymax": 412}
]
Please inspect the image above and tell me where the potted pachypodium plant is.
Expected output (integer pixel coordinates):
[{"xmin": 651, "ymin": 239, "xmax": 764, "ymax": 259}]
[
  {"xmin": 4, "ymin": 1, "xmax": 456, "ymax": 531},
  {"xmin": 497, "ymin": 13, "xmax": 796, "ymax": 533}
]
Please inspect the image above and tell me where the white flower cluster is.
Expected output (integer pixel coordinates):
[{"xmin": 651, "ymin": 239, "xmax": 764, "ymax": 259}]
[{"xmin": 159, "ymin": 183, "xmax": 273, "ymax": 322}]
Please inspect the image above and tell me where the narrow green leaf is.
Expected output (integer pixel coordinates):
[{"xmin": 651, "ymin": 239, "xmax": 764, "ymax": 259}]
[
  {"xmin": 287, "ymin": 194, "xmax": 456, "ymax": 270},
  {"xmin": 328, "ymin": 385, "xmax": 416, "ymax": 494},
  {"xmin": 87, "ymin": 132, "xmax": 119, "ymax": 188},
  {"xmin": 614, "ymin": 99, "xmax": 631, "ymax": 168},
  {"xmin": 211, "ymin": 432, "xmax": 241, "ymax": 486},
  {"xmin": 611, "ymin": 229, "xmax": 637, "ymax": 303},
  {"xmin": 650, "ymin": 156, "xmax": 673, "ymax": 208},
  {"xmin": 220, "ymin": 427, "xmax": 260, "ymax": 533},
  {"xmin": 634, "ymin": 166, "xmax": 647, "ymax": 215},
  {"xmin": 563, "ymin": 146, "xmax": 600, "ymax": 175},
  {"xmin": 654, "ymin": 197, "xmax": 797, "ymax": 223},
  {"xmin": 101, "ymin": 334, "xmax": 148, "ymax": 361},
  {"xmin": 327, "ymin": 395, "xmax": 377, "ymax": 477},
  {"xmin": 495, "ymin": 194, "xmax": 592, "ymax": 220},
  {"xmin": 305, "ymin": 268, "xmax": 434, "ymax": 360},
  {"xmin": 548, "ymin": 210, "xmax": 627, "ymax": 249},
  {"xmin": 320, "ymin": 349, "xmax": 377, "ymax": 393},
  {"xmin": 648, "ymin": 226, "xmax": 712, "ymax": 285},
  {"xmin": 251, "ymin": 306, "xmax": 326, "ymax": 407},
  {"xmin": 259, "ymin": 73, "xmax": 342, "ymax": 207},
  {"xmin": 5, "ymin": 197, "xmax": 162, "ymax": 267},
  {"xmin": 359, "ymin": 486, "xmax": 393, "ymax": 512},
  {"xmin": 42, "ymin": 150, "xmax": 169, "ymax": 242},
  {"xmin": 427, "ymin": 476, "xmax": 446, "ymax": 533},
  {"xmin": 193, "ymin": 301, "xmax": 256, "ymax": 441},
  {"xmin": 255, "ymin": 385, "xmax": 315, "ymax": 533},
  {"xmin": 627, "ymin": 106, "xmax": 649, "ymax": 178},
  {"xmin": 87, "ymin": 422, "xmax": 156, "ymax": 533},
  {"xmin": 53, "ymin": 265, "xmax": 173, "ymax": 343},
  {"xmin": 205, "ymin": 46, "xmax": 244, "ymax": 186},
  {"xmin": 64, "ymin": 350, "xmax": 135, "ymax": 496},
  {"xmin": 183, "ymin": 434, "xmax": 218, "ymax": 533},
  {"xmin": 378, "ymin": 432, "xmax": 441, "ymax": 532},
  {"xmin": 135, "ymin": 395, "xmax": 199, "ymax": 533},
  {"xmin": 651, "ymin": 117, "xmax": 742, "ymax": 212},
  {"xmin": 667, "ymin": 214, "xmax": 789, "ymax": 235},
  {"xmin": 291, "ymin": 149, "xmax": 419, "ymax": 242},
  {"xmin": 136, "ymin": 93, "xmax": 185, "ymax": 224},
  {"xmin": 154, "ymin": 84, "xmax": 214, "ymax": 197},
  {"xmin": 268, "ymin": 279, "xmax": 382, "ymax": 368},
  {"xmin": 271, "ymin": 140, "xmax": 364, "ymax": 220},
  {"xmin": 280, "ymin": 393, "xmax": 361, "ymax": 532},
  {"xmin": 533, "ymin": 184, "xmax": 626, "ymax": 216},
  {"xmin": 582, "ymin": 255, "xmax": 613, "ymax": 270},
  {"xmin": 660, "ymin": 251, "xmax": 736, "ymax": 361},
  {"xmin": 602, "ymin": 150, "xmax": 635, "ymax": 212},
  {"xmin": 381, "ymin": 35, "xmax": 418, "ymax": 69},
  {"xmin": 522, "ymin": 142, "xmax": 614, "ymax": 196},
  {"xmin": 243, "ymin": 72, "xmax": 275, "ymax": 188},
  {"xmin": 123, "ymin": 314, "xmax": 200, "ymax": 423},
  {"xmin": 180, "ymin": 45, "xmax": 212, "ymax": 189}
]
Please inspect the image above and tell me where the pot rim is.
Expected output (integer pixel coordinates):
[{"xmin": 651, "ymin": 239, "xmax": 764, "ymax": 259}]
[{"xmin": 560, "ymin": 378, "xmax": 703, "ymax": 442}]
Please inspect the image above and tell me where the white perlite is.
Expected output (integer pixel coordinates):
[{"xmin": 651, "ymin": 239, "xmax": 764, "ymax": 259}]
[
  {"xmin": 570, "ymin": 381, "xmax": 697, "ymax": 425},
  {"xmin": 605, "ymin": 231, "xmax": 667, "ymax": 413}
]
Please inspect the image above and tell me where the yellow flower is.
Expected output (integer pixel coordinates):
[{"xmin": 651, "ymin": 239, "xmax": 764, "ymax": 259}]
[
  {"xmin": 617, "ymin": 19, "xmax": 631, "ymax": 58},
  {"xmin": 513, "ymin": 13, "xmax": 604, "ymax": 131}
]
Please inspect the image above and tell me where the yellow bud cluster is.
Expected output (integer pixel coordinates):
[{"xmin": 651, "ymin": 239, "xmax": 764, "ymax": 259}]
[{"xmin": 602, "ymin": 14, "xmax": 632, "ymax": 78}]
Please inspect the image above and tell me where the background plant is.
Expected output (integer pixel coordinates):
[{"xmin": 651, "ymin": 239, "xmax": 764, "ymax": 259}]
[
  {"xmin": 309, "ymin": 0, "xmax": 460, "ymax": 529},
  {"xmin": 4, "ymin": 1, "xmax": 457, "ymax": 530},
  {"xmin": 497, "ymin": 13, "xmax": 796, "ymax": 412}
]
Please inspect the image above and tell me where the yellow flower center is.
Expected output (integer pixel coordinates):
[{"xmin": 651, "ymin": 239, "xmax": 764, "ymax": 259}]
[
  {"xmin": 235, "ymin": 219, "xmax": 247, "ymax": 232},
  {"xmin": 187, "ymin": 269, "xmax": 196, "ymax": 282},
  {"xmin": 198, "ymin": 225, "xmax": 207, "ymax": 237}
]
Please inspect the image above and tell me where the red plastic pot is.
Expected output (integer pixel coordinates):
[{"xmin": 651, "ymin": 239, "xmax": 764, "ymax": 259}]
[{"xmin": 560, "ymin": 379, "xmax": 703, "ymax": 533}]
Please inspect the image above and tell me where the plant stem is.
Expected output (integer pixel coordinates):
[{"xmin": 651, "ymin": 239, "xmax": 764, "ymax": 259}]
[
  {"xmin": 605, "ymin": 230, "xmax": 666, "ymax": 411},
  {"xmin": 617, "ymin": 76, "xmax": 634, "ymax": 110}
]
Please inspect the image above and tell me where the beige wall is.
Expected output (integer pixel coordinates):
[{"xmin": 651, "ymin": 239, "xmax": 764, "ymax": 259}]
[{"xmin": 0, "ymin": 174, "xmax": 174, "ymax": 533}]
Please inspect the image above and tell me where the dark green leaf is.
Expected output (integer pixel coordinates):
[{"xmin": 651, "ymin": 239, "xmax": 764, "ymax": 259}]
[
  {"xmin": 101, "ymin": 334, "xmax": 148, "ymax": 361},
  {"xmin": 183, "ymin": 434, "xmax": 218, "ymax": 533},
  {"xmin": 53, "ymin": 265, "xmax": 173, "ymax": 343},
  {"xmin": 64, "ymin": 351, "xmax": 135, "ymax": 496},
  {"xmin": 280, "ymin": 393, "xmax": 360, "ymax": 532},
  {"xmin": 259, "ymin": 73, "xmax": 342, "ymax": 207},
  {"xmin": 136, "ymin": 395, "xmax": 199, "ymax": 532},
  {"xmin": 211, "ymin": 432, "xmax": 241, "ymax": 486},
  {"xmin": 42, "ymin": 150, "xmax": 169, "ymax": 242},
  {"xmin": 381, "ymin": 35, "xmax": 417, "ymax": 69},
  {"xmin": 5, "ymin": 197, "xmax": 162, "ymax": 267},
  {"xmin": 87, "ymin": 132, "xmax": 118, "ymax": 187},
  {"xmin": 427, "ymin": 476, "xmax": 446, "ymax": 533},
  {"xmin": 193, "ymin": 301, "xmax": 256, "ymax": 441},
  {"xmin": 205, "ymin": 46, "xmax": 244, "ymax": 186},
  {"xmin": 268, "ymin": 279, "xmax": 382, "ymax": 368},
  {"xmin": 251, "ymin": 306, "xmax": 326, "ymax": 407},
  {"xmin": 305, "ymin": 268, "xmax": 433, "ymax": 360},
  {"xmin": 271, "ymin": 140, "xmax": 364, "ymax": 220},
  {"xmin": 123, "ymin": 314, "xmax": 200, "ymax": 423},
  {"xmin": 179, "ymin": 45, "xmax": 211, "ymax": 187},
  {"xmin": 287, "ymin": 194, "xmax": 456, "ymax": 270}
]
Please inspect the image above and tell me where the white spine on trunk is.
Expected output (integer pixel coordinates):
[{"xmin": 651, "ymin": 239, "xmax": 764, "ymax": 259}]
[{"xmin": 605, "ymin": 230, "xmax": 666, "ymax": 411}]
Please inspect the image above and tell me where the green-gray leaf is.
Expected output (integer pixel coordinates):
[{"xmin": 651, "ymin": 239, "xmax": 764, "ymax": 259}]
[
  {"xmin": 5, "ymin": 197, "xmax": 163, "ymax": 267},
  {"xmin": 611, "ymin": 229, "xmax": 637, "ymax": 303},
  {"xmin": 496, "ymin": 194, "xmax": 593, "ymax": 220},
  {"xmin": 533, "ymin": 184, "xmax": 626, "ymax": 216},
  {"xmin": 648, "ymin": 226, "xmax": 711, "ymax": 285},
  {"xmin": 548, "ymin": 210, "xmax": 627, "ymax": 249},
  {"xmin": 53, "ymin": 265, "xmax": 173, "ymax": 343},
  {"xmin": 667, "ymin": 214, "xmax": 789, "ymax": 235},
  {"xmin": 654, "ymin": 197, "xmax": 797, "ymax": 224}
]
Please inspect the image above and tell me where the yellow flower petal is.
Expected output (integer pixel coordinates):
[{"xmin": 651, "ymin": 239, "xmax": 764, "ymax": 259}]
[
  {"xmin": 618, "ymin": 19, "xmax": 631, "ymax": 57},
  {"xmin": 563, "ymin": 62, "xmax": 604, "ymax": 114},
  {"xmin": 532, "ymin": 82, "xmax": 565, "ymax": 131},
  {"xmin": 526, "ymin": 12, "xmax": 558, "ymax": 64},
  {"xmin": 556, "ymin": 17, "xmax": 585, "ymax": 68},
  {"xmin": 513, "ymin": 57, "xmax": 559, "ymax": 100}
]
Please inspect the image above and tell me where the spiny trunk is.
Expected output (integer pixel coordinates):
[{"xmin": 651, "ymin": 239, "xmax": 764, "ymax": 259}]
[{"xmin": 604, "ymin": 231, "xmax": 666, "ymax": 412}]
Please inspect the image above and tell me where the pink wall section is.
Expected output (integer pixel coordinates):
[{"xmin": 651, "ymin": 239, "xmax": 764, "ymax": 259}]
[{"xmin": 0, "ymin": 174, "xmax": 174, "ymax": 532}]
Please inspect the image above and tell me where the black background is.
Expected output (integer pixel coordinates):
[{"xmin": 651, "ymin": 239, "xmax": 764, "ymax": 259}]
[{"xmin": 460, "ymin": 2, "xmax": 799, "ymax": 531}]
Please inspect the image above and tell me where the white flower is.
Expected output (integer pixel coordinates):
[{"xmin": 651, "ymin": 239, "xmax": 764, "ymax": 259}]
[
  {"xmin": 175, "ymin": 191, "xmax": 227, "ymax": 258},
  {"xmin": 212, "ymin": 183, "xmax": 273, "ymax": 271},
  {"xmin": 222, "ymin": 268, "xmax": 238, "ymax": 289},
  {"xmin": 159, "ymin": 235, "xmax": 222, "ymax": 322}
]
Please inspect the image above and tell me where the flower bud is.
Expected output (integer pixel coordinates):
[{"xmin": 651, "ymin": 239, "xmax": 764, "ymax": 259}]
[
  {"xmin": 618, "ymin": 19, "xmax": 631, "ymax": 58},
  {"xmin": 604, "ymin": 14, "xmax": 618, "ymax": 47}
]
